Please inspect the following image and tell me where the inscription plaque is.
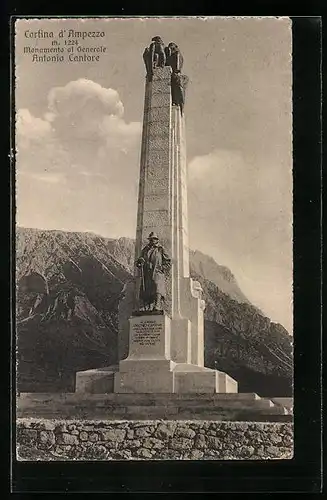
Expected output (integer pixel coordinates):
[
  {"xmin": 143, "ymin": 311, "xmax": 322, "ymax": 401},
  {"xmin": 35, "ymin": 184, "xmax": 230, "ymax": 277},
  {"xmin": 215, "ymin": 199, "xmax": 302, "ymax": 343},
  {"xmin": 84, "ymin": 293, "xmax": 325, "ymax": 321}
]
[
  {"xmin": 132, "ymin": 320, "xmax": 162, "ymax": 346},
  {"xmin": 128, "ymin": 314, "xmax": 171, "ymax": 360}
]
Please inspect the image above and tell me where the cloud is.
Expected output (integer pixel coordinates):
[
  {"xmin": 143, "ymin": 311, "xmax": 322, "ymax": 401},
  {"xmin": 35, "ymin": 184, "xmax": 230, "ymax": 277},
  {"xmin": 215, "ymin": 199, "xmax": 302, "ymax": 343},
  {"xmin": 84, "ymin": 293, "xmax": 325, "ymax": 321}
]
[
  {"xmin": 47, "ymin": 79, "xmax": 126, "ymax": 144},
  {"xmin": 16, "ymin": 109, "xmax": 52, "ymax": 148},
  {"xmin": 188, "ymin": 149, "xmax": 292, "ymax": 243},
  {"xmin": 48, "ymin": 79, "xmax": 124, "ymax": 118},
  {"xmin": 188, "ymin": 149, "xmax": 248, "ymax": 208},
  {"xmin": 187, "ymin": 149, "xmax": 293, "ymax": 330},
  {"xmin": 16, "ymin": 79, "xmax": 142, "ymax": 238},
  {"xmin": 15, "ymin": 109, "xmax": 71, "ymax": 177},
  {"xmin": 189, "ymin": 149, "xmax": 244, "ymax": 181},
  {"xmin": 16, "ymin": 78, "xmax": 142, "ymax": 174}
]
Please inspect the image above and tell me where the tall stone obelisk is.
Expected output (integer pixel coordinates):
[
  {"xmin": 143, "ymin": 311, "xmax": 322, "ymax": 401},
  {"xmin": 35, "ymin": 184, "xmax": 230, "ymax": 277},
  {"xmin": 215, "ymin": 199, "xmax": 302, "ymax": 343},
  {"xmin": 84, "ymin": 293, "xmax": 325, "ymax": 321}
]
[
  {"xmin": 76, "ymin": 37, "xmax": 238, "ymax": 394},
  {"xmin": 132, "ymin": 63, "xmax": 205, "ymax": 365}
]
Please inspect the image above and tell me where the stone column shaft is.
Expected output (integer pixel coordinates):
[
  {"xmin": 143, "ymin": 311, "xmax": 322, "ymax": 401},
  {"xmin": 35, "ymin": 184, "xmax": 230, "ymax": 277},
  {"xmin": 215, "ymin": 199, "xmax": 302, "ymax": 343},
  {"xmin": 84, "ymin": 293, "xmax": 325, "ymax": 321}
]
[
  {"xmin": 130, "ymin": 66, "xmax": 205, "ymax": 365},
  {"xmin": 134, "ymin": 67, "xmax": 190, "ymax": 318}
]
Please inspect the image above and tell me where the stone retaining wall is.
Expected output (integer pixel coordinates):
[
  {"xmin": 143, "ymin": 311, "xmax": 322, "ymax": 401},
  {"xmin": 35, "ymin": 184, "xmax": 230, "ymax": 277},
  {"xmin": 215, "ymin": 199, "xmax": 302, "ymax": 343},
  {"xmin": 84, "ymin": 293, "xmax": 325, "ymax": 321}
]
[{"xmin": 16, "ymin": 419, "xmax": 293, "ymax": 461}]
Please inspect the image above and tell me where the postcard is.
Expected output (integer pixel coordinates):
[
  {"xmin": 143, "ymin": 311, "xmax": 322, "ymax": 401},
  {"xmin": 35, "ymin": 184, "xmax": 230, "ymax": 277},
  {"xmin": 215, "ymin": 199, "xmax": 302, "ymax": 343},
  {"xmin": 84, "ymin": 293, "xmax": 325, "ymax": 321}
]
[{"xmin": 14, "ymin": 16, "xmax": 293, "ymax": 462}]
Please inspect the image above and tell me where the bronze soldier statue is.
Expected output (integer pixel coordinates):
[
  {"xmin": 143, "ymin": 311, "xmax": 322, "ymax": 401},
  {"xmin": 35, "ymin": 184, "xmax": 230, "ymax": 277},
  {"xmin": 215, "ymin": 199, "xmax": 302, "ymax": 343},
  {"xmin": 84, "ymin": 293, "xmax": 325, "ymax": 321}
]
[
  {"xmin": 165, "ymin": 42, "xmax": 184, "ymax": 72},
  {"xmin": 166, "ymin": 42, "xmax": 187, "ymax": 114},
  {"xmin": 150, "ymin": 36, "xmax": 166, "ymax": 67},
  {"xmin": 143, "ymin": 37, "xmax": 187, "ymax": 113},
  {"xmin": 136, "ymin": 232, "xmax": 171, "ymax": 311},
  {"xmin": 171, "ymin": 72, "xmax": 187, "ymax": 114},
  {"xmin": 143, "ymin": 36, "xmax": 166, "ymax": 81}
]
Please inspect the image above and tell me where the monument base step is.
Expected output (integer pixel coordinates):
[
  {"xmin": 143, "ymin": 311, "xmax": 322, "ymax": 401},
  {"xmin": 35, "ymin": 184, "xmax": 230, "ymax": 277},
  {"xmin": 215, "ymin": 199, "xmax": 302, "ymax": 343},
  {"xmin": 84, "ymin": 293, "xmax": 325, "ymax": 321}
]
[
  {"xmin": 17, "ymin": 392, "xmax": 292, "ymax": 422},
  {"xmin": 75, "ymin": 363, "xmax": 238, "ymax": 394}
]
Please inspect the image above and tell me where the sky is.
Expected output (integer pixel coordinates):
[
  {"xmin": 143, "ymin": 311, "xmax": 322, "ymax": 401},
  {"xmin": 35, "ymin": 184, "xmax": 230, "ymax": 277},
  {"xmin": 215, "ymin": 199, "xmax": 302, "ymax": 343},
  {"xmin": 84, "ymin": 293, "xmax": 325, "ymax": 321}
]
[{"xmin": 15, "ymin": 17, "xmax": 293, "ymax": 332}]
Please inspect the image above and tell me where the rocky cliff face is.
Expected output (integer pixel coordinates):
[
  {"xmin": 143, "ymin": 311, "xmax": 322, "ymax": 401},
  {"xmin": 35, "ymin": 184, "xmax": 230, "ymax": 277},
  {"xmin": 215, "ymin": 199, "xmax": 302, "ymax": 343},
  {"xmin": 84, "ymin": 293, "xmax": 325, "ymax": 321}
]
[{"xmin": 16, "ymin": 227, "xmax": 293, "ymax": 396}]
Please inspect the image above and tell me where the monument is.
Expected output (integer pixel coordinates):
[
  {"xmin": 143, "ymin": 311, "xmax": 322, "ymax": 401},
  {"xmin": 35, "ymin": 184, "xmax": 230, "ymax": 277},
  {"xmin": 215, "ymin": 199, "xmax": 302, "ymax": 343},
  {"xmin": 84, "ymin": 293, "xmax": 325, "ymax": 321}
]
[{"xmin": 76, "ymin": 37, "xmax": 239, "ymax": 394}]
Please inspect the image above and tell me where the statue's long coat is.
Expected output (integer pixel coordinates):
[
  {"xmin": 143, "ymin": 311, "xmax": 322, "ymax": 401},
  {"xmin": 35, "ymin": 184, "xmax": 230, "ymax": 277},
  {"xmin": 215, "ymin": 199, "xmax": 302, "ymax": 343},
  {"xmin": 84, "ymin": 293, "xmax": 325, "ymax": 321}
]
[{"xmin": 137, "ymin": 244, "xmax": 170, "ymax": 304}]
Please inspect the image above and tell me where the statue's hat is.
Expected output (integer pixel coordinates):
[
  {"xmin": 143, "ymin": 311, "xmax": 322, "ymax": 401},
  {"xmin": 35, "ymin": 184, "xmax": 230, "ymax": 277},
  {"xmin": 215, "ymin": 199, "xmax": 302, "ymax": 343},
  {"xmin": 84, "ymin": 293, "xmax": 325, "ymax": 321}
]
[{"xmin": 148, "ymin": 231, "xmax": 159, "ymax": 240}]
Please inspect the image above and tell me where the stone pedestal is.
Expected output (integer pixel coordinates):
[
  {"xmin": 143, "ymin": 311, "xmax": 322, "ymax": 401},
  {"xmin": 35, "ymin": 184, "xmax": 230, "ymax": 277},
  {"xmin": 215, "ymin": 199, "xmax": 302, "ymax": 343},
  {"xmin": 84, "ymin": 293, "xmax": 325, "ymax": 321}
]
[
  {"xmin": 76, "ymin": 312, "xmax": 238, "ymax": 395},
  {"xmin": 114, "ymin": 314, "xmax": 175, "ymax": 393},
  {"xmin": 123, "ymin": 314, "xmax": 171, "ymax": 361},
  {"xmin": 76, "ymin": 363, "xmax": 237, "ymax": 395}
]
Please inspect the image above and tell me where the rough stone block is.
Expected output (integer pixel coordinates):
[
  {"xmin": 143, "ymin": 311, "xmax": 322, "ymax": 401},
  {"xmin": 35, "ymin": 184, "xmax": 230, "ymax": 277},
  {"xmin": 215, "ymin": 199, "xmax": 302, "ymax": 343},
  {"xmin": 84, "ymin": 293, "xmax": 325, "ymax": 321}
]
[
  {"xmin": 57, "ymin": 433, "xmax": 78, "ymax": 445},
  {"xmin": 151, "ymin": 80, "xmax": 171, "ymax": 93},
  {"xmin": 143, "ymin": 437, "xmax": 164, "ymax": 449},
  {"xmin": 169, "ymin": 437, "xmax": 193, "ymax": 451},
  {"xmin": 100, "ymin": 429, "xmax": 126, "ymax": 442},
  {"xmin": 145, "ymin": 98, "xmax": 166, "ymax": 114},
  {"xmin": 115, "ymin": 449, "xmax": 132, "ymax": 459},
  {"xmin": 122, "ymin": 439, "xmax": 142, "ymax": 449},
  {"xmin": 149, "ymin": 124, "xmax": 170, "ymax": 140},
  {"xmin": 80, "ymin": 431, "xmax": 88, "ymax": 441},
  {"xmin": 188, "ymin": 449, "xmax": 204, "ymax": 459},
  {"xmin": 206, "ymin": 436, "xmax": 223, "ymax": 450},
  {"xmin": 39, "ymin": 430, "xmax": 55, "ymax": 446},
  {"xmin": 88, "ymin": 433, "xmax": 99, "ymax": 442},
  {"xmin": 135, "ymin": 427, "xmax": 152, "ymax": 438},
  {"xmin": 149, "ymin": 107, "xmax": 170, "ymax": 123},
  {"xmin": 75, "ymin": 368, "xmax": 115, "ymax": 394},
  {"xmin": 152, "ymin": 67, "xmax": 172, "ymax": 80},
  {"xmin": 154, "ymin": 422, "xmax": 176, "ymax": 439},
  {"xmin": 194, "ymin": 434, "xmax": 206, "ymax": 449},
  {"xmin": 144, "ymin": 137, "xmax": 169, "ymax": 151},
  {"xmin": 143, "ymin": 193, "xmax": 169, "ymax": 211},
  {"xmin": 136, "ymin": 447, "xmax": 153, "ymax": 459},
  {"xmin": 19, "ymin": 429, "xmax": 38, "ymax": 445},
  {"xmin": 266, "ymin": 445, "xmax": 281, "ymax": 457},
  {"xmin": 39, "ymin": 421, "xmax": 56, "ymax": 431},
  {"xmin": 174, "ymin": 427, "xmax": 196, "ymax": 439},
  {"xmin": 143, "ymin": 209, "xmax": 169, "ymax": 228},
  {"xmin": 144, "ymin": 175, "xmax": 170, "ymax": 194},
  {"xmin": 147, "ymin": 148, "xmax": 169, "ymax": 166},
  {"xmin": 147, "ymin": 120, "xmax": 170, "ymax": 136}
]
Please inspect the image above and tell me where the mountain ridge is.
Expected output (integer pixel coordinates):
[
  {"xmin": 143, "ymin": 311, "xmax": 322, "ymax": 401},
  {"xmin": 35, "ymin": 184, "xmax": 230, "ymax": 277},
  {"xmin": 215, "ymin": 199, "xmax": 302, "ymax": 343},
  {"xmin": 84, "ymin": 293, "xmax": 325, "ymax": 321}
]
[
  {"xmin": 15, "ymin": 226, "xmax": 293, "ymax": 396},
  {"xmin": 16, "ymin": 226, "xmax": 263, "ymax": 313}
]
